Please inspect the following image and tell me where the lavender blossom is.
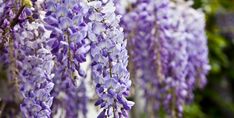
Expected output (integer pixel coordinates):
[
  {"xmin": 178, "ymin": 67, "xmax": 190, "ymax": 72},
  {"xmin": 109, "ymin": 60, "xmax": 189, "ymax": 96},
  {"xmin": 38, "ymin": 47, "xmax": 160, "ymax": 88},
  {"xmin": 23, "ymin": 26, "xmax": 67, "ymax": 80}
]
[
  {"xmin": 0, "ymin": 0, "xmax": 55, "ymax": 117},
  {"xmin": 181, "ymin": 0, "xmax": 210, "ymax": 97},
  {"xmin": 43, "ymin": 0, "xmax": 89, "ymax": 117},
  {"xmin": 120, "ymin": 0, "xmax": 210, "ymax": 117},
  {"xmin": 0, "ymin": 0, "xmax": 29, "ymax": 100},
  {"xmin": 162, "ymin": 1, "xmax": 210, "ymax": 117},
  {"xmin": 44, "ymin": 0, "xmax": 90, "ymax": 79},
  {"xmin": 120, "ymin": 0, "xmax": 172, "ymax": 114},
  {"xmin": 87, "ymin": 0, "xmax": 134, "ymax": 117},
  {"xmin": 159, "ymin": 2, "xmax": 189, "ymax": 117},
  {"xmin": 162, "ymin": 2, "xmax": 210, "ymax": 117},
  {"xmin": 18, "ymin": 22, "xmax": 55, "ymax": 118}
]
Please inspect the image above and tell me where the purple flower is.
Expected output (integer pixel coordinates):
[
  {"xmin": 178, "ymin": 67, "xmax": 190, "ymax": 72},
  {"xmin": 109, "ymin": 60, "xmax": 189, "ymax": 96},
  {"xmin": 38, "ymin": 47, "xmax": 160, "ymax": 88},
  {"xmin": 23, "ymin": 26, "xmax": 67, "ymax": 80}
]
[
  {"xmin": 44, "ymin": 0, "xmax": 89, "ymax": 117},
  {"xmin": 120, "ymin": 0, "xmax": 171, "ymax": 113},
  {"xmin": 16, "ymin": 22, "xmax": 55, "ymax": 118},
  {"xmin": 119, "ymin": 0, "xmax": 210, "ymax": 117},
  {"xmin": 0, "ymin": 1, "xmax": 55, "ymax": 117},
  {"xmin": 44, "ymin": 0, "xmax": 90, "ymax": 78},
  {"xmin": 87, "ymin": 0, "xmax": 134, "ymax": 117},
  {"xmin": 1, "ymin": 10, "xmax": 54, "ymax": 118}
]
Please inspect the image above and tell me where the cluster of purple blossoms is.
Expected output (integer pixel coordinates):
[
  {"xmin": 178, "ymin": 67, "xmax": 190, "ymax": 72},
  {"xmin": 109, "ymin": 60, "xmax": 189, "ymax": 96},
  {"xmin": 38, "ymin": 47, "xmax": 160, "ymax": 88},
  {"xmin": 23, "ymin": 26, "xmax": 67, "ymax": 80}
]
[
  {"xmin": 87, "ymin": 0, "xmax": 134, "ymax": 117},
  {"xmin": 160, "ymin": 2, "xmax": 189, "ymax": 117},
  {"xmin": 18, "ymin": 22, "xmax": 55, "ymax": 117},
  {"xmin": 0, "ymin": 0, "xmax": 135, "ymax": 117},
  {"xmin": 43, "ymin": 0, "xmax": 90, "ymax": 117},
  {"xmin": 119, "ymin": 0, "xmax": 210, "ymax": 117},
  {"xmin": 120, "ymin": 0, "xmax": 162, "ymax": 113},
  {"xmin": 181, "ymin": 0, "xmax": 210, "ymax": 100},
  {"xmin": 0, "ymin": 0, "xmax": 32, "ymax": 57},
  {"xmin": 163, "ymin": 1, "xmax": 210, "ymax": 117},
  {"xmin": 0, "ymin": 0, "xmax": 210, "ymax": 118},
  {"xmin": 0, "ymin": 0, "xmax": 55, "ymax": 117},
  {"xmin": 119, "ymin": 0, "xmax": 170, "ymax": 112},
  {"xmin": 44, "ymin": 0, "xmax": 90, "ymax": 79}
]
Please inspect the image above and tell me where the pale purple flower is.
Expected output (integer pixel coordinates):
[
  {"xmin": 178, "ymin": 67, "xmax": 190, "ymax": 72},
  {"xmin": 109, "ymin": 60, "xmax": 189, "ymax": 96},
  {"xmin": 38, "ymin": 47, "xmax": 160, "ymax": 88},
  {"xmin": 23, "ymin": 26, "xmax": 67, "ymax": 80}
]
[
  {"xmin": 44, "ymin": 0, "xmax": 89, "ymax": 117},
  {"xmin": 87, "ymin": 0, "xmax": 134, "ymax": 117}
]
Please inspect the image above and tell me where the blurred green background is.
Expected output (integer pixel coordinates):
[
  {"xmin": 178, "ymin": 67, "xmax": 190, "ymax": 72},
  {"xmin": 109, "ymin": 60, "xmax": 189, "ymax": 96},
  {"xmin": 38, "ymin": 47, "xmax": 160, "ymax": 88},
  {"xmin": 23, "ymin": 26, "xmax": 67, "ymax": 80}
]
[{"xmin": 184, "ymin": 0, "xmax": 234, "ymax": 118}]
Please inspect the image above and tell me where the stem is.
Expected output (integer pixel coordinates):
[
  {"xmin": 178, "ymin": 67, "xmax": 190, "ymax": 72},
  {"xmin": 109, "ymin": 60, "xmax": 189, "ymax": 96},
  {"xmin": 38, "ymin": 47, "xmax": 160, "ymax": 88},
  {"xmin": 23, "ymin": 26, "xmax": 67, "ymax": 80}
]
[
  {"xmin": 0, "ymin": 38, "xmax": 6, "ymax": 55},
  {"xmin": 171, "ymin": 89, "xmax": 178, "ymax": 118},
  {"xmin": 0, "ymin": 6, "xmax": 25, "ymax": 53},
  {"xmin": 108, "ymin": 54, "xmax": 113, "ymax": 78},
  {"xmin": 8, "ymin": 33, "xmax": 22, "ymax": 103},
  {"xmin": 1, "ymin": 2, "xmax": 25, "ymax": 55},
  {"xmin": 127, "ymin": 30, "xmax": 139, "ymax": 118},
  {"xmin": 10, "ymin": 6, "xmax": 25, "ymax": 28},
  {"xmin": 66, "ymin": 31, "xmax": 72, "ymax": 69},
  {"xmin": 141, "ymin": 15, "xmax": 164, "ymax": 118},
  {"xmin": 127, "ymin": 30, "xmax": 136, "ymax": 83},
  {"xmin": 113, "ymin": 106, "xmax": 117, "ymax": 118},
  {"xmin": 153, "ymin": 20, "xmax": 164, "ymax": 83},
  {"xmin": 0, "ymin": 101, "xmax": 6, "ymax": 117},
  {"xmin": 66, "ymin": 31, "xmax": 76, "ymax": 80},
  {"xmin": 9, "ymin": 34, "xmax": 17, "ymax": 86}
]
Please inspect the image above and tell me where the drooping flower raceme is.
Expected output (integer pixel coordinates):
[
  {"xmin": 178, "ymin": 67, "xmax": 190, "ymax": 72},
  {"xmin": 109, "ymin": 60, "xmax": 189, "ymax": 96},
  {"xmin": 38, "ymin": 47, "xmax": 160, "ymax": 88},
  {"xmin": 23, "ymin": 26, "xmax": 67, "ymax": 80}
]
[
  {"xmin": 162, "ymin": 2, "xmax": 210, "ymax": 117},
  {"xmin": 18, "ymin": 22, "xmax": 55, "ymax": 118},
  {"xmin": 120, "ymin": 0, "xmax": 172, "ymax": 114},
  {"xmin": 87, "ymin": 0, "xmax": 134, "ymax": 117},
  {"xmin": 119, "ymin": 0, "xmax": 210, "ymax": 117},
  {"xmin": 162, "ymin": 1, "xmax": 210, "ymax": 117},
  {"xmin": 159, "ymin": 2, "xmax": 189, "ymax": 117},
  {"xmin": 44, "ymin": 0, "xmax": 90, "ymax": 79},
  {"xmin": 43, "ymin": 0, "xmax": 90, "ymax": 117},
  {"xmin": 181, "ymin": 0, "xmax": 211, "ymax": 99},
  {"xmin": 0, "ymin": 0, "xmax": 55, "ymax": 117},
  {"xmin": 120, "ymin": 0, "xmax": 159, "ymax": 112}
]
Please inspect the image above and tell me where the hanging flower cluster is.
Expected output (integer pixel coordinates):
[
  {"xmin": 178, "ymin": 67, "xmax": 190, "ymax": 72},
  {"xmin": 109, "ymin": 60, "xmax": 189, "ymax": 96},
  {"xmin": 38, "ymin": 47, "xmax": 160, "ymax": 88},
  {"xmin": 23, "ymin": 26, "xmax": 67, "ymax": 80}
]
[
  {"xmin": 18, "ymin": 23, "xmax": 55, "ymax": 118},
  {"xmin": 119, "ymin": 0, "xmax": 210, "ymax": 117},
  {"xmin": 120, "ymin": 0, "xmax": 166, "ymax": 113},
  {"xmin": 43, "ymin": 0, "xmax": 90, "ymax": 79},
  {"xmin": 87, "ymin": 0, "xmax": 134, "ymax": 117},
  {"xmin": 43, "ymin": 0, "xmax": 90, "ymax": 117},
  {"xmin": 0, "ymin": 0, "xmax": 55, "ymax": 117},
  {"xmin": 0, "ymin": 0, "xmax": 209, "ymax": 118}
]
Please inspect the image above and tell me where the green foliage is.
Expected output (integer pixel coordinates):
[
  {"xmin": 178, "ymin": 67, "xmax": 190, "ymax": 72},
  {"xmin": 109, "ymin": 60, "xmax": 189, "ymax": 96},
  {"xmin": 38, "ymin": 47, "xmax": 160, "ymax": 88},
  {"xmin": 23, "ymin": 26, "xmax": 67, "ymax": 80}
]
[{"xmin": 184, "ymin": 104, "xmax": 206, "ymax": 118}]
